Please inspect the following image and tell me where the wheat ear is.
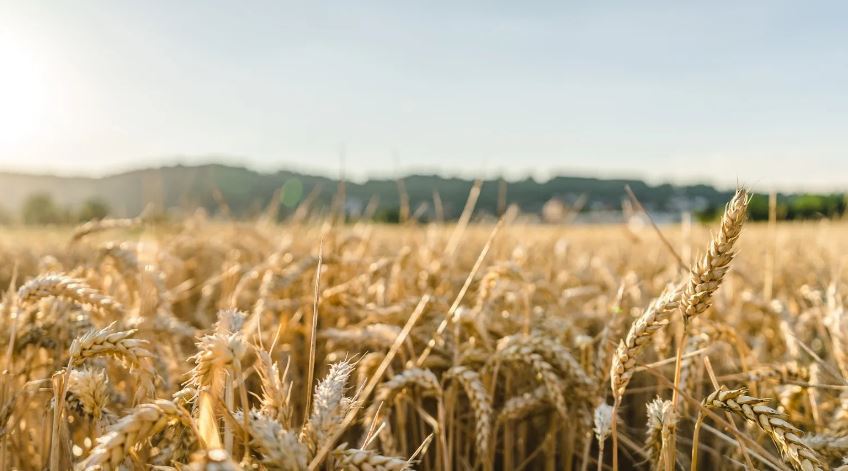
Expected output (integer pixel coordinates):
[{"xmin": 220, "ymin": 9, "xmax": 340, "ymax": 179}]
[
  {"xmin": 78, "ymin": 399, "xmax": 193, "ymax": 470},
  {"xmin": 18, "ymin": 273, "xmax": 124, "ymax": 317},
  {"xmin": 497, "ymin": 387, "xmax": 548, "ymax": 423},
  {"xmin": 332, "ymin": 445, "xmax": 412, "ymax": 471},
  {"xmin": 185, "ymin": 332, "xmax": 247, "ymax": 399},
  {"xmin": 237, "ymin": 409, "xmax": 308, "ymax": 470},
  {"xmin": 447, "ymin": 366, "xmax": 492, "ymax": 463},
  {"xmin": 187, "ymin": 448, "xmax": 243, "ymax": 470},
  {"xmin": 69, "ymin": 322, "xmax": 157, "ymax": 402},
  {"xmin": 681, "ymin": 188, "xmax": 749, "ymax": 324},
  {"xmin": 71, "ymin": 215, "xmax": 144, "ymax": 243},
  {"xmin": 322, "ymin": 324, "xmax": 402, "ymax": 350},
  {"xmin": 645, "ymin": 398, "xmax": 677, "ymax": 471},
  {"xmin": 66, "ymin": 367, "xmax": 109, "ymax": 422},
  {"xmin": 492, "ymin": 343, "xmax": 569, "ymax": 419},
  {"xmin": 594, "ymin": 403, "xmax": 615, "ymax": 471},
  {"xmin": 802, "ymin": 434, "xmax": 848, "ymax": 462},
  {"xmin": 301, "ymin": 360, "xmax": 356, "ymax": 456},
  {"xmin": 703, "ymin": 386, "xmax": 826, "ymax": 471},
  {"xmin": 255, "ymin": 350, "xmax": 292, "ymax": 426},
  {"xmin": 611, "ymin": 288, "xmax": 679, "ymax": 401},
  {"xmin": 365, "ymin": 367, "xmax": 442, "ymax": 425}
]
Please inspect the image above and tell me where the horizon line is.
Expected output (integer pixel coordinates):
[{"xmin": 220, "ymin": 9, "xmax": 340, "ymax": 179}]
[{"xmin": 0, "ymin": 158, "xmax": 827, "ymax": 194}]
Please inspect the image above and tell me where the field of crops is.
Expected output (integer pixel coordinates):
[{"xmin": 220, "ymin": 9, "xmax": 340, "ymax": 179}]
[{"xmin": 2, "ymin": 189, "xmax": 848, "ymax": 470}]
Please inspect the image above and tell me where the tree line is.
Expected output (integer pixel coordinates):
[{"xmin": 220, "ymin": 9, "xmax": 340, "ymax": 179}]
[
  {"xmin": 8, "ymin": 183, "xmax": 847, "ymax": 225},
  {"xmin": 697, "ymin": 193, "xmax": 848, "ymax": 221},
  {"xmin": 6, "ymin": 193, "xmax": 111, "ymax": 225}
]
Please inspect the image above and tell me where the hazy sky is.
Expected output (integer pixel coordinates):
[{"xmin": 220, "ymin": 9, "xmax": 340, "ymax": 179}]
[{"xmin": 1, "ymin": 1, "xmax": 847, "ymax": 190}]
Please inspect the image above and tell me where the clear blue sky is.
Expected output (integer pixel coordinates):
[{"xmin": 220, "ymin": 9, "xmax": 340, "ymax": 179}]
[{"xmin": 1, "ymin": 1, "xmax": 846, "ymax": 190}]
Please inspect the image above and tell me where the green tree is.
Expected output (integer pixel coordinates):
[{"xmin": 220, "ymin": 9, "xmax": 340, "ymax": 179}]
[
  {"xmin": 78, "ymin": 197, "xmax": 111, "ymax": 222},
  {"xmin": 22, "ymin": 193, "xmax": 62, "ymax": 225}
]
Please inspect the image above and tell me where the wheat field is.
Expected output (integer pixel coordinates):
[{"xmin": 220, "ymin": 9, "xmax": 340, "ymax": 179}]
[{"xmin": 1, "ymin": 190, "xmax": 848, "ymax": 470}]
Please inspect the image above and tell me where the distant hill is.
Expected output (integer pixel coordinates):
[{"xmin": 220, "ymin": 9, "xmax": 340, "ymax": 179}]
[
  {"xmin": 2, "ymin": 164, "xmax": 842, "ymax": 223},
  {"xmin": 0, "ymin": 164, "xmax": 737, "ymax": 222}
]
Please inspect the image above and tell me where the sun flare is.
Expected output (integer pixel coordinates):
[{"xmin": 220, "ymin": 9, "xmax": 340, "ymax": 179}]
[{"xmin": 0, "ymin": 36, "xmax": 48, "ymax": 145}]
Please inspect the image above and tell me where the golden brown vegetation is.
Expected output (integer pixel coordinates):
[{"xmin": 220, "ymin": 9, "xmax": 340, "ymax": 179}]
[{"xmin": 1, "ymin": 189, "xmax": 847, "ymax": 470}]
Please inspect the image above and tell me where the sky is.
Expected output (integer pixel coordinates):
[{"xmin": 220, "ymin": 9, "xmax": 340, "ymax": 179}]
[{"xmin": 1, "ymin": 1, "xmax": 847, "ymax": 190}]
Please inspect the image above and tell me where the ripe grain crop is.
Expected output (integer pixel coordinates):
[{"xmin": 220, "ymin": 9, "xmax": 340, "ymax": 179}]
[{"xmin": 1, "ymin": 189, "xmax": 848, "ymax": 470}]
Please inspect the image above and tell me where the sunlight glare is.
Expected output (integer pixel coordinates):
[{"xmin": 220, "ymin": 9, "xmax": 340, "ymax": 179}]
[{"xmin": 0, "ymin": 35, "xmax": 48, "ymax": 145}]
